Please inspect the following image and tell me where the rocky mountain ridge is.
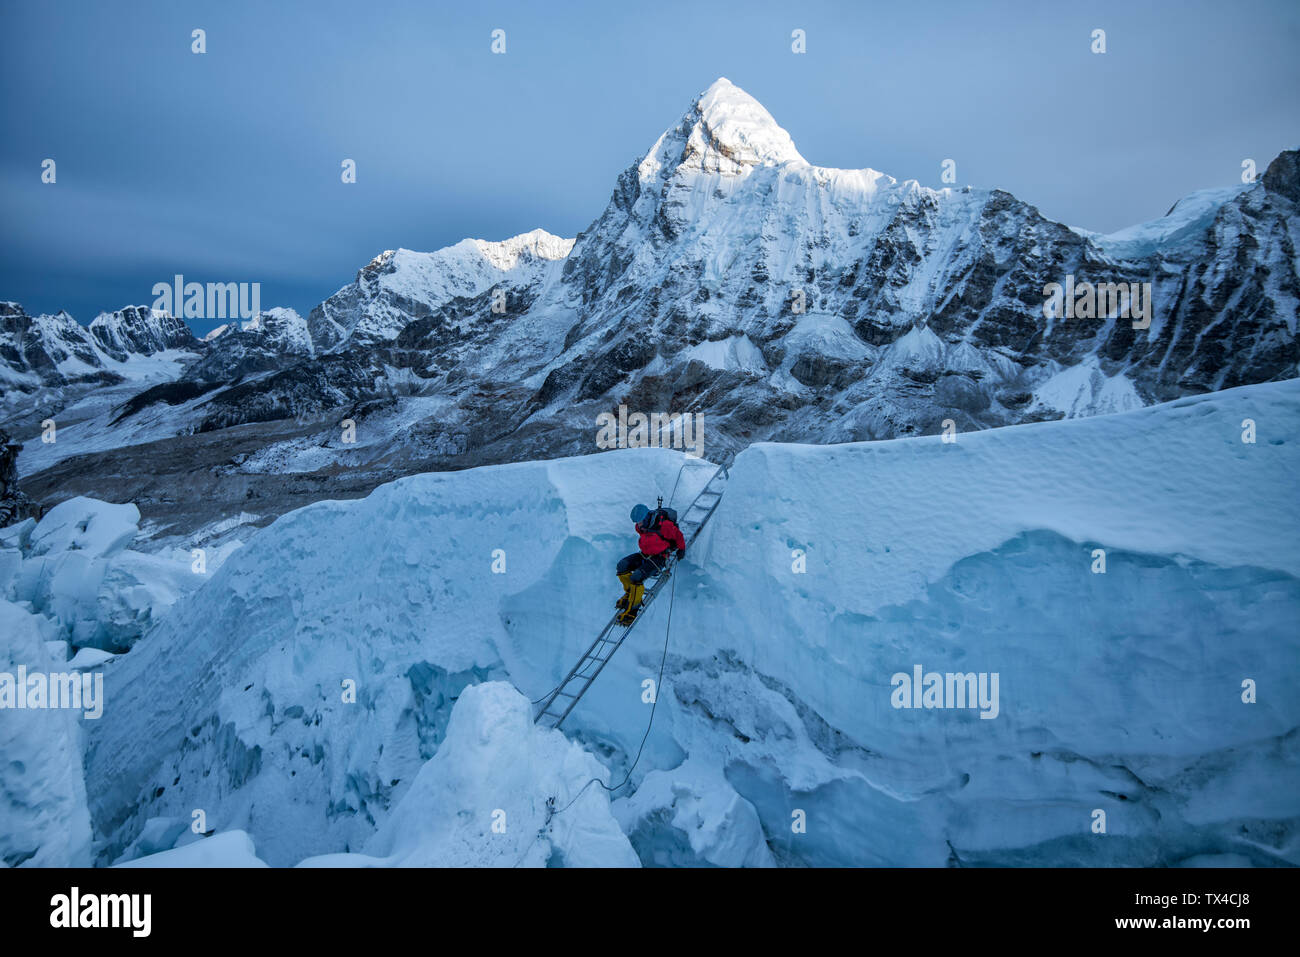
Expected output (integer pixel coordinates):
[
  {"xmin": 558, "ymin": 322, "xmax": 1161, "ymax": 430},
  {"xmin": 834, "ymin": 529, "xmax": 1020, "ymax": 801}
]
[{"xmin": 5, "ymin": 79, "xmax": 1296, "ymax": 532}]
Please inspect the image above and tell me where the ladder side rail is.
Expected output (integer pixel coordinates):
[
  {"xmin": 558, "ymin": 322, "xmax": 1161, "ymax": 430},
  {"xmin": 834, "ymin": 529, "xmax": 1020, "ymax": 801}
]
[
  {"xmin": 536, "ymin": 618, "xmax": 622, "ymax": 718},
  {"xmin": 549, "ymin": 564, "xmax": 680, "ymax": 727}
]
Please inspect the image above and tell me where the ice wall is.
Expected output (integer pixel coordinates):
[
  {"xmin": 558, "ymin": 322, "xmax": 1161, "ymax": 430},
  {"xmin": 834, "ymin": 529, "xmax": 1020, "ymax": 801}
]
[{"xmin": 76, "ymin": 380, "xmax": 1300, "ymax": 866}]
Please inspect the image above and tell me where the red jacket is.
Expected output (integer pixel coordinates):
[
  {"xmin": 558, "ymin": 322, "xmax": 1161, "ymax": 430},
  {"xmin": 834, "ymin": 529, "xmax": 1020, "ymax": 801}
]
[{"xmin": 637, "ymin": 517, "xmax": 685, "ymax": 557}]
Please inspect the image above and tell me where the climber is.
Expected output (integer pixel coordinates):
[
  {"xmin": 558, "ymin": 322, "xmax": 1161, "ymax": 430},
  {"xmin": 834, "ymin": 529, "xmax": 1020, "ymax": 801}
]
[{"xmin": 615, "ymin": 502, "xmax": 686, "ymax": 625}]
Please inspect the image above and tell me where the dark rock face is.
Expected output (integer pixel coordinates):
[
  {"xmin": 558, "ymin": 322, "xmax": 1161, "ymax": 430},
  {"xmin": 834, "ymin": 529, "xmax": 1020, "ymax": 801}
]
[
  {"xmin": 194, "ymin": 351, "xmax": 380, "ymax": 433},
  {"xmin": 0, "ymin": 428, "xmax": 35, "ymax": 526},
  {"xmin": 1262, "ymin": 150, "xmax": 1300, "ymax": 205},
  {"xmin": 181, "ymin": 338, "xmax": 286, "ymax": 385},
  {"xmin": 89, "ymin": 306, "xmax": 198, "ymax": 362},
  {"xmin": 110, "ymin": 380, "xmax": 221, "ymax": 425}
]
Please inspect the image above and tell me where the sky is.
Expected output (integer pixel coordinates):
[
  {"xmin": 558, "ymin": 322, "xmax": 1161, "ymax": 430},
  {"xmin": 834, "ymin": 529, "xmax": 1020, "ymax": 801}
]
[{"xmin": 1, "ymin": 0, "xmax": 1297, "ymax": 334}]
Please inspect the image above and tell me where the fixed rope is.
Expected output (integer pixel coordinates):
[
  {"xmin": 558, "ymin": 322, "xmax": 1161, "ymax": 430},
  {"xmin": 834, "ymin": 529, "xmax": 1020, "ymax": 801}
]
[{"xmin": 512, "ymin": 568, "xmax": 677, "ymax": 867}]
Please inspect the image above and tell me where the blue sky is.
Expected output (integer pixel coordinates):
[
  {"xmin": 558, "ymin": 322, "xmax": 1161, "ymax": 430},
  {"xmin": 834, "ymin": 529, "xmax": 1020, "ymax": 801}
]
[{"xmin": 1, "ymin": 0, "xmax": 1297, "ymax": 333}]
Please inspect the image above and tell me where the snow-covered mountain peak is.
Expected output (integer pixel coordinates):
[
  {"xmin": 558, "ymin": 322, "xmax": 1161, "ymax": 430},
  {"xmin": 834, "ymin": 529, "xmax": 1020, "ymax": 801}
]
[
  {"xmin": 471, "ymin": 228, "xmax": 575, "ymax": 270},
  {"xmin": 364, "ymin": 228, "xmax": 574, "ymax": 285},
  {"xmin": 305, "ymin": 229, "xmax": 575, "ymax": 350},
  {"xmin": 237, "ymin": 307, "xmax": 313, "ymax": 354},
  {"xmin": 644, "ymin": 77, "xmax": 806, "ymax": 181},
  {"xmin": 364, "ymin": 229, "xmax": 574, "ymax": 282},
  {"xmin": 88, "ymin": 305, "xmax": 175, "ymax": 340},
  {"xmin": 694, "ymin": 77, "xmax": 803, "ymax": 164},
  {"xmin": 240, "ymin": 306, "xmax": 299, "ymax": 331},
  {"xmin": 629, "ymin": 78, "xmax": 912, "ymax": 223}
]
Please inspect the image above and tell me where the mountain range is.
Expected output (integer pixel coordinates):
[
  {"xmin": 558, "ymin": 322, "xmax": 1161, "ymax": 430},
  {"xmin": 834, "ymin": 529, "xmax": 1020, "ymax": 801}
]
[{"xmin": 3, "ymin": 78, "xmax": 1296, "ymax": 537}]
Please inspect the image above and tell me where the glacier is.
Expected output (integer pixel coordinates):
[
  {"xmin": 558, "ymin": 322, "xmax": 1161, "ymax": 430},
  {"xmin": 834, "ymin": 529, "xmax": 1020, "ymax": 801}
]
[
  {"xmin": 3, "ymin": 377, "xmax": 1298, "ymax": 867},
  {"xmin": 0, "ymin": 600, "xmax": 94, "ymax": 867}
]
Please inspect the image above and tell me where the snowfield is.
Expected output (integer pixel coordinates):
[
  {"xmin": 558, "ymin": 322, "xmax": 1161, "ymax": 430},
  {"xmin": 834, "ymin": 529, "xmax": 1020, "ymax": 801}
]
[{"xmin": 3, "ymin": 378, "xmax": 1298, "ymax": 867}]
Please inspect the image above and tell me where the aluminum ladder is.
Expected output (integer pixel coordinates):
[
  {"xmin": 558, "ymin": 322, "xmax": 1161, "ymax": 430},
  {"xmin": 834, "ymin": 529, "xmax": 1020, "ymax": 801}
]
[{"xmin": 533, "ymin": 461, "xmax": 730, "ymax": 729}]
